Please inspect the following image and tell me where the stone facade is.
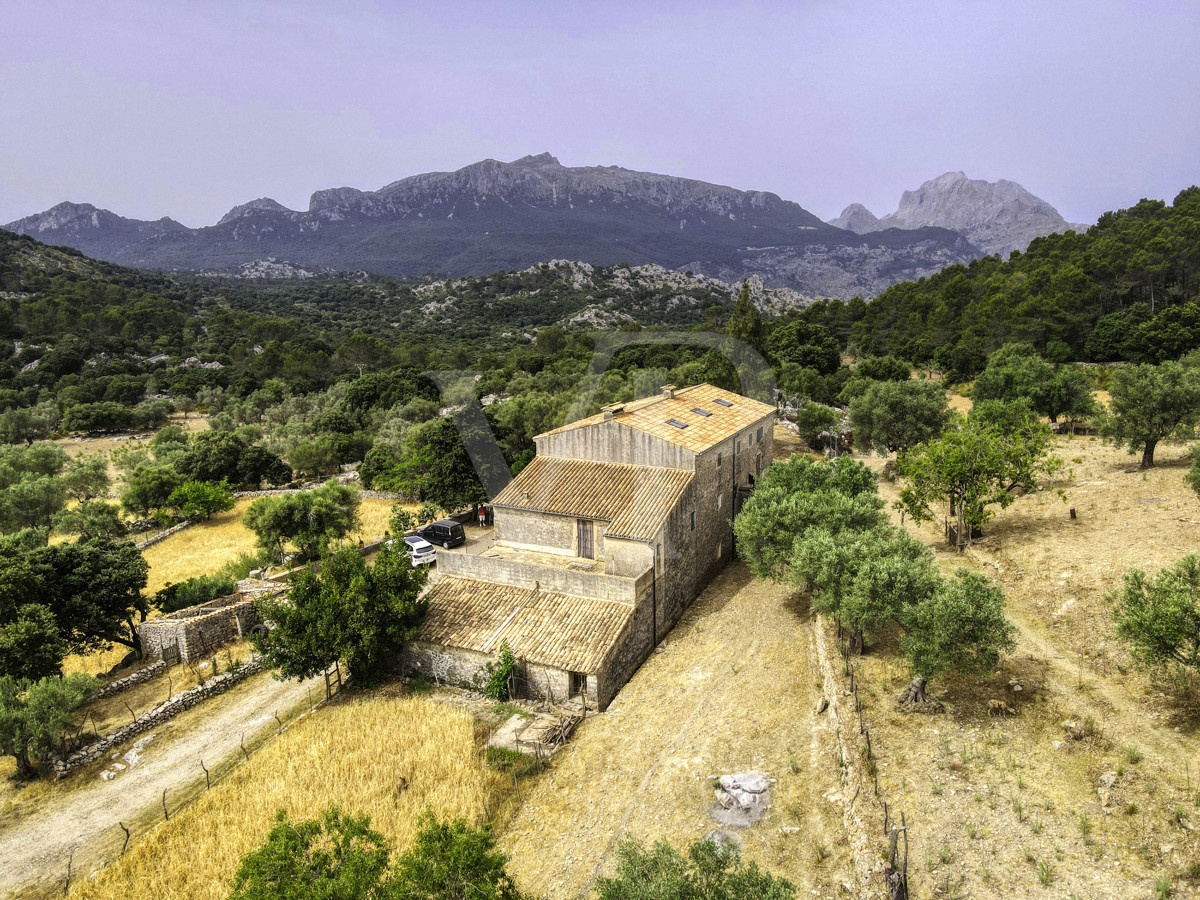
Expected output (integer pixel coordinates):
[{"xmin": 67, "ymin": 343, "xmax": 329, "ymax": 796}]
[
  {"xmin": 406, "ymin": 384, "xmax": 775, "ymax": 712},
  {"xmin": 139, "ymin": 593, "xmax": 266, "ymax": 664}
]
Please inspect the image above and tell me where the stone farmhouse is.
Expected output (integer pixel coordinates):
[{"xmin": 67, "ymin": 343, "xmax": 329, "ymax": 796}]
[{"xmin": 403, "ymin": 383, "xmax": 776, "ymax": 710}]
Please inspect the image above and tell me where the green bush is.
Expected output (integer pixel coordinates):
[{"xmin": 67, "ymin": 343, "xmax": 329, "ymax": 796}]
[
  {"xmin": 474, "ymin": 643, "xmax": 519, "ymax": 701},
  {"xmin": 154, "ymin": 573, "xmax": 238, "ymax": 614}
]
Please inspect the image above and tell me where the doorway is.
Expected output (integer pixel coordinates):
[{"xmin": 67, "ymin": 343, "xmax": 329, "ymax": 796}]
[
  {"xmin": 569, "ymin": 671, "xmax": 588, "ymax": 698},
  {"xmin": 577, "ymin": 519, "xmax": 594, "ymax": 559}
]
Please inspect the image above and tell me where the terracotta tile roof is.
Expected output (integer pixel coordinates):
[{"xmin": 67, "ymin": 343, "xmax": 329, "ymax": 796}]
[
  {"xmin": 540, "ymin": 383, "xmax": 776, "ymax": 453},
  {"xmin": 492, "ymin": 456, "xmax": 693, "ymax": 541},
  {"xmin": 414, "ymin": 576, "xmax": 634, "ymax": 674}
]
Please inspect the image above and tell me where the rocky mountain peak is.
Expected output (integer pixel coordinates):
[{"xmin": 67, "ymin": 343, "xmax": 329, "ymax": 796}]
[
  {"xmin": 829, "ymin": 203, "xmax": 880, "ymax": 234},
  {"xmin": 217, "ymin": 197, "xmax": 295, "ymax": 226},
  {"xmin": 4, "ymin": 201, "xmax": 186, "ymax": 240},
  {"xmin": 511, "ymin": 152, "xmax": 561, "ymax": 167},
  {"xmin": 308, "ymin": 186, "xmax": 366, "ymax": 212},
  {"xmin": 830, "ymin": 171, "xmax": 1086, "ymax": 258},
  {"xmin": 4, "ymin": 154, "xmax": 983, "ymax": 297}
]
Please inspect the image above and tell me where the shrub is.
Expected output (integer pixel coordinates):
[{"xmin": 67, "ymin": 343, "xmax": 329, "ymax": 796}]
[{"xmin": 154, "ymin": 573, "xmax": 237, "ymax": 614}]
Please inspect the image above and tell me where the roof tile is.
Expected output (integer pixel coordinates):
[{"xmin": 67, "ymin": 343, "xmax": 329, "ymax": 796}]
[
  {"xmin": 492, "ymin": 456, "xmax": 692, "ymax": 541},
  {"xmin": 415, "ymin": 577, "xmax": 634, "ymax": 673}
]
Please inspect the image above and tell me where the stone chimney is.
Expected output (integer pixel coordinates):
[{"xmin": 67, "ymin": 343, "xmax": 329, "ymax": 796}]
[
  {"xmin": 661, "ymin": 384, "xmax": 676, "ymax": 399},
  {"xmin": 602, "ymin": 403, "xmax": 625, "ymax": 420}
]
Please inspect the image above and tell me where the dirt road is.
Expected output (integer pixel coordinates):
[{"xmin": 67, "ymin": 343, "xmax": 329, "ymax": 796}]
[
  {"xmin": 501, "ymin": 563, "xmax": 857, "ymax": 898},
  {"xmin": 0, "ymin": 670, "xmax": 319, "ymax": 900}
]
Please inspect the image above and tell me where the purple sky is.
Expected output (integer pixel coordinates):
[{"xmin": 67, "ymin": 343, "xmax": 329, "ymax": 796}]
[{"xmin": 2, "ymin": 0, "xmax": 1197, "ymax": 228}]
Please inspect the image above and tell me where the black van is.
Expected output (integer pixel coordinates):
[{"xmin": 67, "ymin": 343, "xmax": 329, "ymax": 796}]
[{"xmin": 416, "ymin": 518, "xmax": 467, "ymax": 549}]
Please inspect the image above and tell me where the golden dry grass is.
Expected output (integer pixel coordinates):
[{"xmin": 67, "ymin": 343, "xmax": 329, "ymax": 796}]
[
  {"xmin": 68, "ymin": 694, "xmax": 490, "ymax": 900},
  {"xmin": 141, "ymin": 499, "xmax": 261, "ymax": 595},
  {"xmin": 59, "ymin": 497, "xmax": 410, "ymax": 678},
  {"xmin": 855, "ymin": 434, "xmax": 1200, "ymax": 897},
  {"xmin": 56, "ymin": 414, "xmax": 209, "ymax": 459}
]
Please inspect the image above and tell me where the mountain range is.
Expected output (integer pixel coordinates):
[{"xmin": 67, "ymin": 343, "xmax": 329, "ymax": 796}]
[
  {"xmin": 828, "ymin": 171, "xmax": 1088, "ymax": 257},
  {"xmin": 4, "ymin": 155, "xmax": 1085, "ymax": 298}
]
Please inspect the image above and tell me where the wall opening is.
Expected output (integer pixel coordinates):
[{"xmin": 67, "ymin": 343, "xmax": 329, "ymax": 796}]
[
  {"xmin": 577, "ymin": 518, "xmax": 594, "ymax": 559},
  {"xmin": 569, "ymin": 671, "xmax": 588, "ymax": 697}
]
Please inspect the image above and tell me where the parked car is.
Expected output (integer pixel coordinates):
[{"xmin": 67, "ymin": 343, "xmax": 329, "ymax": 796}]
[
  {"xmin": 401, "ymin": 535, "xmax": 437, "ymax": 567},
  {"xmin": 415, "ymin": 518, "xmax": 467, "ymax": 549}
]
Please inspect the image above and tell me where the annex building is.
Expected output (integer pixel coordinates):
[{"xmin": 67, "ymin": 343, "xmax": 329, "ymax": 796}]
[{"xmin": 402, "ymin": 383, "xmax": 776, "ymax": 710}]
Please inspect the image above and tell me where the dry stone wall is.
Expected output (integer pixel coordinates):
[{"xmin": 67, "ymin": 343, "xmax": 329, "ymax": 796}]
[
  {"xmin": 50, "ymin": 659, "xmax": 263, "ymax": 778},
  {"xmin": 139, "ymin": 594, "xmax": 262, "ymax": 663},
  {"xmin": 92, "ymin": 660, "xmax": 167, "ymax": 700}
]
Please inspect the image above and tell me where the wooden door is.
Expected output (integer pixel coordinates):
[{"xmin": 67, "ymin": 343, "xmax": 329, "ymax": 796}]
[{"xmin": 577, "ymin": 519, "xmax": 594, "ymax": 559}]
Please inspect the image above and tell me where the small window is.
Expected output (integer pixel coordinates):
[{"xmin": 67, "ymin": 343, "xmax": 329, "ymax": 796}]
[
  {"xmin": 757, "ymin": 426, "xmax": 764, "ymax": 441},
  {"xmin": 748, "ymin": 432, "xmax": 754, "ymax": 446},
  {"xmin": 692, "ymin": 407, "xmax": 712, "ymax": 417},
  {"xmin": 717, "ymin": 451, "xmax": 723, "ymax": 467},
  {"xmin": 718, "ymin": 493, "xmax": 723, "ymax": 510},
  {"xmin": 713, "ymin": 398, "xmax": 734, "ymax": 407},
  {"xmin": 666, "ymin": 418, "xmax": 689, "ymax": 429},
  {"xmin": 736, "ymin": 439, "xmax": 742, "ymax": 453},
  {"xmin": 690, "ymin": 511, "xmax": 696, "ymax": 531}
]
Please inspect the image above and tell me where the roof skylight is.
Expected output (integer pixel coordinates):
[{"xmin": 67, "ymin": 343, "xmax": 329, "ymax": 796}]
[
  {"xmin": 692, "ymin": 408, "xmax": 713, "ymax": 417},
  {"xmin": 666, "ymin": 418, "xmax": 689, "ymax": 429}
]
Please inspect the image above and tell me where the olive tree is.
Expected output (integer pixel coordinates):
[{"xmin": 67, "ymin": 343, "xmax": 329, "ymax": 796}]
[
  {"xmin": 0, "ymin": 673, "xmax": 96, "ymax": 778},
  {"xmin": 849, "ymin": 379, "xmax": 950, "ymax": 454},
  {"xmin": 1111, "ymin": 554, "xmax": 1200, "ymax": 673},
  {"xmin": 897, "ymin": 405, "xmax": 1061, "ymax": 547},
  {"xmin": 1099, "ymin": 361, "xmax": 1200, "ymax": 468},
  {"xmin": 253, "ymin": 542, "xmax": 425, "ymax": 684}
]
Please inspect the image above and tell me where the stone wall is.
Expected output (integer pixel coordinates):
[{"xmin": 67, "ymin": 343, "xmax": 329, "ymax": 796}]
[
  {"xmin": 93, "ymin": 660, "xmax": 167, "ymax": 700},
  {"xmin": 135, "ymin": 519, "xmax": 197, "ymax": 551},
  {"xmin": 534, "ymin": 419, "xmax": 695, "ymax": 470},
  {"xmin": 50, "ymin": 660, "xmax": 263, "ymax": 778},
  {"xmin": 495, "ymin": 508, "xmax": 576, "ymax": 555},
  {"xmin": 400, "ymin": 642, "xmax": 601, "ymax": 708},
  {"xmin": 139, "ymin": 594, "xmax": 262, "ymax": 663},
  {"xmin": 438, "ymin": 551, "xmax": 650, "ymax": 605}
]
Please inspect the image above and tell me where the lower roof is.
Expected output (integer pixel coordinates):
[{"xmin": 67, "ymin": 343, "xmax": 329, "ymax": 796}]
[
  {"xmin": 414, "ymin": 576, "xmax": 634, "ymax": 674},
  {"xmin": 491, "ymin": 455, "xmax": 693, "ymax": 542}
]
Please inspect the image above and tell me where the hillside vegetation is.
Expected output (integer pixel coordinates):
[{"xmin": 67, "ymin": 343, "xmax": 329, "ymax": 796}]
[{"xmin": 796, "ymin": 187, "xmax": 1200, "ymax": 370}]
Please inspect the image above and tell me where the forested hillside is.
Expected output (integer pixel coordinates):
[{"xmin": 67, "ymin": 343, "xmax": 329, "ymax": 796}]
[{"xmin": 825, "ymin": 187, "xmax": 1200, "ymax": 374}]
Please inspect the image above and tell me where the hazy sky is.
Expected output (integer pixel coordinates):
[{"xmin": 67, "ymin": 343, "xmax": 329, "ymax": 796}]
[{"xmin": 2, "ymin": 1, "xmax": 1197, "ymax": 227}]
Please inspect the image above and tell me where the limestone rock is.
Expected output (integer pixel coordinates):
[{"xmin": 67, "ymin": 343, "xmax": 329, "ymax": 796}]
[{"xmin": 712, "ymin": 771, "xmax": 774, "ymax": 827}]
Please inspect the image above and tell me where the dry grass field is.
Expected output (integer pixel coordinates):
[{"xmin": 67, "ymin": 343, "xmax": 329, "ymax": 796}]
[
  {"xmin": 66, "ymin": 694, "xmax": 491, "ymax": 900},
  {"xmin": 58, "ymin": 495, "xmax": 406, "ymax": 678},
  {"xmin": 851, "ymin": 431, "xmax": 1200, "ymax": 898}
]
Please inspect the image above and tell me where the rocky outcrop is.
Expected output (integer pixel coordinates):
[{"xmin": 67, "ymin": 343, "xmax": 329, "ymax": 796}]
[
  {"xmin": 4, "ymin": 202, "xmax": 187, "ymax": 262},
  {"xmin": 217, "ymin": 197, "xmax": 296, "ymax": 226},
  {"xmin": 829, "ymin": 203, "xmax": 881, "ymax": 234},
  {"xmin": 829, "ymin": 171, "xmax": 1088, "ymax": 258}
]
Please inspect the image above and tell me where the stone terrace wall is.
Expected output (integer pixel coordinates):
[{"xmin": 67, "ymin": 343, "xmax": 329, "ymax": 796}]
[
  {"xmin": 93, "ymin": 660, "xmax": 167, "ymax": 701},
  {"xmin": 50, "ymin": 659, "xmax": 263, "ymax": 778}
]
